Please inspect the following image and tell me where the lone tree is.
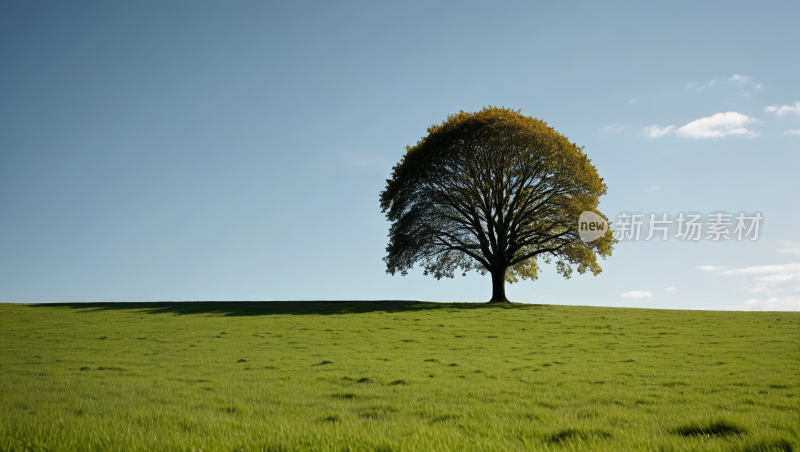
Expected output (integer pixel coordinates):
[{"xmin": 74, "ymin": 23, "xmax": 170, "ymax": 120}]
[{"xmin": 380, "ymin": 107, "xmax": 615, "ymax": 303}]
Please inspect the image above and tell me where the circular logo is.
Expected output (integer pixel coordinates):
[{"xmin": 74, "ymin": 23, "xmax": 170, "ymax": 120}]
[{"xmin": 578, "ymin": 211, "xmax": 608, "ymax": 242}]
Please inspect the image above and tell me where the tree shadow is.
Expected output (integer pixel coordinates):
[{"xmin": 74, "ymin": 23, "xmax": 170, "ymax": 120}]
[{"xmin": 26, "ymin": 300, "xmax": 546, "ymax": 317}]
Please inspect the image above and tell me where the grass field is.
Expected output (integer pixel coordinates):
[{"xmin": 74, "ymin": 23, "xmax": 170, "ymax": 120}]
[{"xmin": 0, "ymin": 301, "xmax": 798, "ymax": 451}]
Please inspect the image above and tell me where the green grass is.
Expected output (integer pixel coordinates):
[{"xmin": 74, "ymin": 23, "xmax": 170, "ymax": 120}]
[{"xmin": 0, "ymin": 301, "xmax": 798, "ymax": 451}]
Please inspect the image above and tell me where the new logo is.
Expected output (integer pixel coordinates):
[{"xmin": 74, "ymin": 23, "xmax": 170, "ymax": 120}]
[{"xmin": 578, "ymin": 211, "xmax": 608, "ymax": 242}]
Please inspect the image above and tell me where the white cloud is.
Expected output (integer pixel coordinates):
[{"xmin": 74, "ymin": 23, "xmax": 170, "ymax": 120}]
[
  {"xmin": 665, "ymin": 287, "xmax": 677, "ymax": 292},
  {"xmin": 708, "ymin": 262, "xmax": 800, "ymax": 311},
  {"xmin": 783, "ymin": 130, "xmax": 800, "ymax": 136},
  {"xmin": 629, "ymin": 98, "xmax": 638, "ymax": 103},
  {"xmin": 695, "ymin": 79, "xmax": 716, "ymax": 91},
  {"xmin": 719, "ymin": 263, "xmax": 800, "ymax": 299},
  {"xmin": 622, "ymin": 291, "xmax": 652, "ymax": 299},
  {"xmin": 646, "ymin": 112, "xmax": 760, "ymax": 139},
  {"xmin": 777, "ymin": 242, "xmax": 800, "ymax": 255},
  {"xmin": 674, "ymin": 112, "xmax": 760, "ymax": 139},
  {"xmin": 697, "ymin": 265, "xmax": 726, "ymax": 272},
  {"xmin": 765, "ymin": 101, "xmax": 800, "ymax": 116},
  {"xmin": 648, "ymin": 186, "xmax": 661, "ymax": 191},
  {"xmin": 730, "ymin": 74, "xmax": 752, "ymax": 84},
  {"xmin": 729, "ymin": 74, "xmax": 762, "ymax": 96},
  {"xmin": 599, "ymin": 125, "xmax": 624, "ymax": 133},
  {"xmin": 643, "ymin": 125, "xmax": 675, "ymax": 137},
  {"xmin": 719, "ymin": 263, "xmax": 800, "ymax": 276},
  {"xmin": 736, "ymin": 297, "xmax": 800, "ymax": 311}
]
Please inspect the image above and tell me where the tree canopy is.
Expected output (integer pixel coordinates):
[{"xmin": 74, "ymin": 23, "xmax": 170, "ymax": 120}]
[{"xmin": 379, "ymin": 107, "xmax": 615, "ymax": 303}]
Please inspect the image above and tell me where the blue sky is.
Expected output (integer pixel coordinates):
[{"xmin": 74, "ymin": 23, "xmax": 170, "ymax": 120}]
[{"xmin": 1, "ymin": 1, "xmax": 798, "ymax": 310}]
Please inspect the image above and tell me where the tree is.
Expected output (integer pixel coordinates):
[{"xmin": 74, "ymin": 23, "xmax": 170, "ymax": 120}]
[{"xmin": 379, "ymin": 107, "xmax": 615, "ymax": 303}]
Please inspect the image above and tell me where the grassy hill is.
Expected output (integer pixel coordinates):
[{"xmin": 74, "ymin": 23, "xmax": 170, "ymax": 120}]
[{"xmin": 0, "ymin": 301, "xmax": 797, "ymax": 451}]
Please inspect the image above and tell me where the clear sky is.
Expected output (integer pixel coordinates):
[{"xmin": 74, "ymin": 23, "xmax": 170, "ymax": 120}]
[{"xmin": 1, "ymin": 1, "xmax": 798, "ymax": 310}]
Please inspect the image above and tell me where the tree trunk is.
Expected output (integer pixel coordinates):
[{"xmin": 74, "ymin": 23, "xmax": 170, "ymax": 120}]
[{"xmin": 489, "ymin": 268, "xmax": 510, "ymax": 303}]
